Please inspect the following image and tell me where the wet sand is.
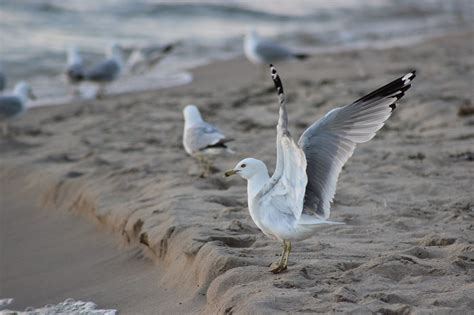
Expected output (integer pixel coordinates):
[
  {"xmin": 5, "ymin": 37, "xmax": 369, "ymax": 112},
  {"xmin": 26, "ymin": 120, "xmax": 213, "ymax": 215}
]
[
  {"xmin": 0, "ymin": 178, "xmax": 201, "ymax": 314},
  {"xmin": 1, "ymin": 31, "xmax": 473, "ymax": 314}
]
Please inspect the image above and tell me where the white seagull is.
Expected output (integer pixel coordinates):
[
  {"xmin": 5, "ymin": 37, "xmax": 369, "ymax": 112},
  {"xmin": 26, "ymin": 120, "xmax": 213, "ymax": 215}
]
[
  {"xmin": 244, "ymin": 30, "xmax": 308, "ymax": 66},
  {"xmin": 225, "ymin": 65, "xmax": 416, "ymax": 273},
  {"xmin": 0, "ymin": 81, "xmax": 36, "ymax": 135},
  {"xmin": 84, "ymin": 43, "xmax": 124, "ymax": 97},
  {"xmin": 65, "ymin": 46, "xmax": 85, "ymax": 95},
  {"xmin": 125, "ymin": 43, "xmax": 176, "ymax": 74},
  {"xmin": 183, "ymin": 104, "xmax": 233, "ymax": 176}
]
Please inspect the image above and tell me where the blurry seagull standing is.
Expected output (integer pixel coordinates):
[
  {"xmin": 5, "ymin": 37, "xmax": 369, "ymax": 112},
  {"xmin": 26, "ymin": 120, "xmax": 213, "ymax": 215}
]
[
  {"xmin": 0, "ymin": 81, "xmax": 36, "ymax": 136},
  {"xmin": 65, "ymin": 46, "xmax": 85, "ymax": 95},
  {"xmin": 84, "ymin": 43, "xmax": 124, "ymax": 97},
  {"xmin": 183, "ymin": 104, "xmax": 233, "ymax": 176},
  {"xmin": 125, "ymin": 43, "xmax": 176, "ymax": 74},
  {"xmin": 244, "ymin": 30, "xmax": 308, "ymax": 73},
  {"xmin": 225, "ymin": 65, "xmax": 416, "ymax": 273}
]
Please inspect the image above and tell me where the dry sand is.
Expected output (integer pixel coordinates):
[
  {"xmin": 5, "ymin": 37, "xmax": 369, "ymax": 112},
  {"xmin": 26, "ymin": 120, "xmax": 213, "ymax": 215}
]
[{"xmin": 1, "ymin": 32, "xmax": 473, "ymax": 314}]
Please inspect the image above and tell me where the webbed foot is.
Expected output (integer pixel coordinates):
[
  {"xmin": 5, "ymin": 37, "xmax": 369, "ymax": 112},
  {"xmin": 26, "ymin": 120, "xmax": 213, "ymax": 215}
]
[
  {"xmin": 270, "ymin": 240, "xmax": 291, "ymax": 273},
  {"xmin": 270, "ymin": 260, "xmax": 287, "ymax": 274}
]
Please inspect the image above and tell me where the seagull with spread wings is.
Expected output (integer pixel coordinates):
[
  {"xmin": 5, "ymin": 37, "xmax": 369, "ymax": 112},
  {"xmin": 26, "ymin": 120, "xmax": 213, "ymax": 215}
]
[{"xmin": 225, "ymin": 65, "xmax": 416, "ymax": 273}]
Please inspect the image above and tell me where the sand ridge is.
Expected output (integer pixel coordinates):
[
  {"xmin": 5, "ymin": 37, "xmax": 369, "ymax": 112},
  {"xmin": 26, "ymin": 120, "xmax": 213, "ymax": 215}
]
[{"xmin": 1, "ymin": 32, "xmax": 473, "ymax": 314}]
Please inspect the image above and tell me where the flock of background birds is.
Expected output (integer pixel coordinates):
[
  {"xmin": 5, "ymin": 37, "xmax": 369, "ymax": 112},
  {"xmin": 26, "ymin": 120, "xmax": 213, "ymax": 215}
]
[
  {"xmin": 0, "ymin": 29, "xmax": 416, "ymax": 273},
  {"xmin": 0, "ymin": 30, "xmax": 307, "ymax": 135}
]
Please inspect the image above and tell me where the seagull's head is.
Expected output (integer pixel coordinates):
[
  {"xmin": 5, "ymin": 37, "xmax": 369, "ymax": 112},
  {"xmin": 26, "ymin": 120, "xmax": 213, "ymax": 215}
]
[
  {"xmin": 14, "ymin": 81, "xmax": 36, "ymax": 100},
  {"xmin": 225, "ymin": 158, "xmax": 268, "ymax": 180},
  {"xmin": 183, "ymin": 104, "xmax": 203, "ymax": 126},
  {"xmin": 67, "ymin": 45, "xmax": 82, "ymax": 64},
  {"xmin": 245, "ymin": 29, "xmax": 258, "ymax": 40},
  {"xmin": 108, "ymin": 43, "xmax": 124, "ymax": 60}
]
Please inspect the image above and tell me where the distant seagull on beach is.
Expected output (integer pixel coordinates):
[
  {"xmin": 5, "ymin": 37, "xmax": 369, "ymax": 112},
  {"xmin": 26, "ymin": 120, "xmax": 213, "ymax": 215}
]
[
  {"xmin": 84, "ymin": 43, "xmax": 124, "ymax": 97},
  {"xmin": 225, "ymin": 65, "xmax": 416, "ymax": 273},
  {"xmin": 244, "ymin": 30, "xmax": 308, "ymax": 67},
  {"xmin": 125, "ymin": 42, "xmax": 177, "ymax": 74},
  {"xmin": 183, "ymin": 104, "xmax": 233, "ymax": 176},
  {"xmin": 0, "ymin": 81, "xmax": 36, "ymax": 135},
  {"xmin": 65, "ymin": 46, "xmax": 85, "ymax": 94}
]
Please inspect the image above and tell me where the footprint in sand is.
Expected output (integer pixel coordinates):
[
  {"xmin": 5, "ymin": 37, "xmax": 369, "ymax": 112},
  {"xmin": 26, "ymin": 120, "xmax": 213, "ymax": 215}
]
[
  {"xmin": 205, "ymin": 195, "xmax": 245, "ymax": 208},
  {"xmin": 193, "ymin": 234, "xmax": 256, "ymax": 249},
  {"xmin": 418, "ymin": 234, "xmax": 457, "ymax": 247},
  {"xmin": 193, "ymin": 177, "xmax": 231, "ymax": 191}
]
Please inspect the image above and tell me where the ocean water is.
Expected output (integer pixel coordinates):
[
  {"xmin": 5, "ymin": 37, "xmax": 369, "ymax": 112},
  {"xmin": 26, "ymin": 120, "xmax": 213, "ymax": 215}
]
[
  {"xmin": 0, "ymin": 0, "xmax": 471, "ymax": 100},
  {"xmin": 0, "ymin": 298, "xmax": 117, "ymax": 314}
]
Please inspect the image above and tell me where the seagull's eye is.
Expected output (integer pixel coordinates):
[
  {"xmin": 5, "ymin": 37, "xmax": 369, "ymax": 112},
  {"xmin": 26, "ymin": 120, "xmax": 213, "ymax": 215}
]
[{"xmin": 241, "ymin": 164, "xmax": 246, "ymax": 168}]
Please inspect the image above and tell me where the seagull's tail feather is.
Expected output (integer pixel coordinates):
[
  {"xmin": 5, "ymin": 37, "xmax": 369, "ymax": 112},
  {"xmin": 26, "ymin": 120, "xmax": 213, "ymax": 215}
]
[
  {"xmin": 67, "ymin": 65, "xmax": 85, "ymax": 82},
  {"xmin": 202, "ymin": 138, "xmax": 234, "ymax": 151},
  {"xmin": 294, "ymin": 53, "xmax": 309, "ymax": 60},
  {"xmin": 72, "ymin": 72, "xmax": 85, "ymax": 82},
  {"xmin": 298, "ymin": 214, "xmax": 345, "ymax": 225},
  {"xmin": 161, "ymin": 43, "xmax": 175, "ymax": 54}
]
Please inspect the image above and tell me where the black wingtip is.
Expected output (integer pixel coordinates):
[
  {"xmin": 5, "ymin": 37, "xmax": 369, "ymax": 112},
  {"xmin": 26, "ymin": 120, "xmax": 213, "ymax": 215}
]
[
  {"xmin": 269, "ymin": 64, "xmax": 284, "ymax": 96},
  {"xmin": 402, "ymin": 70, "xmax": 416, "ymax": 82},
  {"xmin": 270, "ymin": 64, "xmax": 277, "ymax": 75},
  {"xmin": 388, "ymin": 71, "xmax": 417, "ymax": 112},
  {"xmin": 161, "ymin": 43, "xmax": 175, "ymax": 54},
  {"xmin": 294, "ymin": 53, "xmax": 309, "ymax": 60},
  {"xmin": 353, "ymin": 70, "xmax": 417, "ymax": 108},
  {"xmin": 67, "ymin": 69, "xmax": 85, "ymax": 82}
]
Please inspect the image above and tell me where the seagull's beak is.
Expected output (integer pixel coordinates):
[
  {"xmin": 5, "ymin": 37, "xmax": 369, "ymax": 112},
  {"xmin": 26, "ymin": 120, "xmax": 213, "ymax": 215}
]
[{"xmin": 224, "ymin": 169, "xmax": 237, "ymax": 177}]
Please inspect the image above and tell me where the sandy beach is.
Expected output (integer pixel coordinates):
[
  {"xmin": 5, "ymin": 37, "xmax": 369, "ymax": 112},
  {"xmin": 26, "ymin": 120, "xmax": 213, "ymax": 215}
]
[
  {"xmin": 0, "ymin": 176, "xmax": 202, "ymax": 314},
  {"xmin": 1, "ymin": 31, "xmax": 473, "ymax": 314}
]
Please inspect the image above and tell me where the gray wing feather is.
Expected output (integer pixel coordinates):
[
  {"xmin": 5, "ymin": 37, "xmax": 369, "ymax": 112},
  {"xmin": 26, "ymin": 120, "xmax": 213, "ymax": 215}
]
[
  {"xmin": 85, "ymin": 59, "xmax": 120, "ymax": 82},
  {"xmin": 185, "ymin": 122, "xmax": 227, "ymax": 153},
  {"xmin": 255, "ymin": 39, "xmax": 295, "ymax": 62},
  {"xmin": 0, "ymin": 96, "xmax": 23, "ymax": 120},
  {"xmin": 299, "ymin": 72, "xmax": 416, "ymax": 219}
]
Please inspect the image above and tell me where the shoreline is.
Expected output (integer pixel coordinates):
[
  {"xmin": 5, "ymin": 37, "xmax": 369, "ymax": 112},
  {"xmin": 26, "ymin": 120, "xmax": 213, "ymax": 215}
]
[
  {"xmin": 1, "ymin": 30, "xmax": 473, "ymax": 313},
  {"xmin": 0, "ymin": 169, "xmax": 202, "ymax": 314},
  {"xmin": 22, "ymin": 28, "xmax": 469, "ymax": 109}
]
